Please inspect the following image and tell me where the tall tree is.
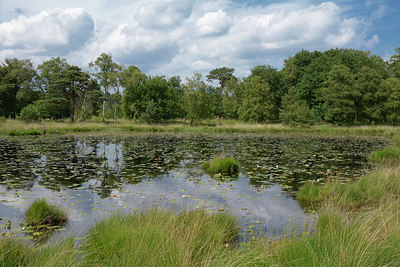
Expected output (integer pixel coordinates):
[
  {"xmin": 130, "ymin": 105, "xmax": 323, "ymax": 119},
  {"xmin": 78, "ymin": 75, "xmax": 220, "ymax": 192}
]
[
  {"xmin": 222, "ymin": 77, "xmax": 244, "ymax": 119},
  {"xmin": 248, "ymin": 65, "xmax": 287, "ymax": 120},
  {"xmin": 89, "ymin": 53, "xmax": 122, "ymax": 122},
  {"xmin": 0, "ymin": 58, "xmax": 37, "ymax": 118},
  {"xmin": 280, "ymin": 87, "xmax": 313, "ymax": 126},
  {"xmin": 64, "ymin": 65, "xmax": 90, "ymax": 121},
  {"xmin": 384, "ymin": 78, "xmax": 400, "ymax": 123},
  {"xmin": 389, "ymin": 47, "xmax": 400, "ymax": 79},
  {"xmin": 206, "ymin": 67, "xmax": 235, "ymax": 89},
  {"xmin": 238, "ymin": 76, "xmax": 275, "ymax": 122},
  {"xmin": 323, "ymin": 64, "xmax": 359, "ymax": 124},
  {"xmin": 356, "ymin": 66, "xmax": 385, "ymax": 123},
  {"xmin": 184, "ymin": 73, "xmax": 214, "ymax": 124}
]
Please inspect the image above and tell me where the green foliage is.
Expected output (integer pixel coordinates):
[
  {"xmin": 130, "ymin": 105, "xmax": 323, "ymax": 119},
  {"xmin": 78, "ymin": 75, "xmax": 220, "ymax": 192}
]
[
  {"xmin": 25, "ymin": 199, "xmax": 67, "ymax": 226},
  {"xmin": 184, "ymin": 73, "xmax": 214, "ymax": 123},
  {"xmin": 206, "ymin": 67, "xmax": 235, "ymax": 88},
  {"xmin": 20, "ymin": 104, "xmax": 41, "ymax": 122},
  {"xmin": 222, "ymin": 77, "xmax": 244, "ymax": 119},
  {"xmin": 248, "ymin": 65, "xmax": 287, "ymax": 119},
  {"xmin": 239, "ymin": 76, "xmax": 275, "ymax": 122},
  {"xmin": 0, "ymin": 58, "xmax": 37, "ymax": 118},
  {"xmin": 370, "ymin": 146, "xmax": 400, "ymax": 164},
  {"xmin": 34, "ymin": 97, "xmax": 71, "ymax": 120},
  {"xmin": 323, "ymin": 64, "xmax": 359, "ymax": 124},
  {"xmin": 280, "ymin": 87, "xmax": 314, "ymax": 126},
  {"xmin": 202, "ymin": 157, "xmax": 239, "ymax": 176},
  {"xmin": 384, "ymin": 78, "xmax": 400, "ymax": 123},
  {"xmin": 139, "ymin": 99, "xmax": 159, "ymax": 124}
]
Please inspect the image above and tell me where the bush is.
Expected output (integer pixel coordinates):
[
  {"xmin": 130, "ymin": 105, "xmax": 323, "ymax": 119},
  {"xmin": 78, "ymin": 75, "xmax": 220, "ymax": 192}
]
[
  {"xmin": 35, "ymin": 98, "xmax": 70, "ymax": 120},
  {"xmin": 20, "ymin": 104, "xmax": 41, "ymax": 122},
  {"xmin": 25, "ymin": 199, "xmax": 67, "ymax": 226},
  {"xmin": 202, "ymin": 157, "xmax": 239, "ymax": 176}
]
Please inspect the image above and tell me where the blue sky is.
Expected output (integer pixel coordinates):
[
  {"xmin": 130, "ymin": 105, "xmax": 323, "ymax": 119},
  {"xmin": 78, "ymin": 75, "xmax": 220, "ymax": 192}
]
[{"xmin": 0, "ymin": 0, "xmax": 399, "ymax": 78}]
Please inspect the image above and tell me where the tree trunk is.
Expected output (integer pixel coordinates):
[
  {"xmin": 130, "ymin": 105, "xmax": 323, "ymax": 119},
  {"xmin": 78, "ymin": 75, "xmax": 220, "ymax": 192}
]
[
  {"xmin": 102, "ymin": 100, "xmax": 105, "ymax": 122},
  {"xmin": 70, "ymin": 108, "xmax": 75, "ymax": 122},
  {"xmin": 114, "ymin": 103, "xmax": 117, "ymax": 124},
  {"xmin": 81, "ymin": 89, "xmax": 87, "ymax": 125}
]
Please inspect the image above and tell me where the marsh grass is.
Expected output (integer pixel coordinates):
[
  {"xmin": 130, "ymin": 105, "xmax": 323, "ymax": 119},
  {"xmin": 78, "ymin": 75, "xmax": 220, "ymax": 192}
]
[
  {"xmin": 369, "ymin": 146, "xmax": 400, "ymax": 164},
  {"xmin": 82, "ymin": 208, "xmax": 239, "ymax": 266},
  {"xmin": 1, "ymin": 118, "xmax": 399, "ymax": 137},
  {"xmin": 25, "ymin": 199, "xmax": 67, "ymax": 227},
  {"xmin": 202, "ymin": 157, "xmax": 239, "ymax": 176},
  {"xmin": 298, "ymin": 164, "xmax": 400, "ymax": 211}
]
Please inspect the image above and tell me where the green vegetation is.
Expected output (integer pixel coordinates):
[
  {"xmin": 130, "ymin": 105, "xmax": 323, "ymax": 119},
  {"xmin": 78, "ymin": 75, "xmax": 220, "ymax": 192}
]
[
  {"xmin": 1, "ymin": 47, "xmax": 400, "ymax": 125},
  {"xmin": 83, "ymin": 209, "xmax": 238, "ymax": 266},
  {"xmin": 369, "ymin": 146, "xmax": 400, "ymax": 164},
  {"xmin": 202, "ymin": 157, "xmax": 239, "ymax": 176},
  {"xmin": 25, "ymin": 199, "xmax": 67, "ymax": 227}
]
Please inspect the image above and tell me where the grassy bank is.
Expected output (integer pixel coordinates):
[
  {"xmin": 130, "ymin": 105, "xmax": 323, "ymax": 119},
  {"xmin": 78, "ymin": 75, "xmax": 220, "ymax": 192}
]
[{"xmin": 1, "ymin": 118, "xmax": 400, "ymax": 138}]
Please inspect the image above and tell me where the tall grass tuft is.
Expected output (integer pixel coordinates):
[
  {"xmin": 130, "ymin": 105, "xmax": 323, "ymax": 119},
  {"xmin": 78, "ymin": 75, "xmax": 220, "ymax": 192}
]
[
  {"xmin": 202, "ymin": 157, "xmax": 239, "ymax": 176},
  {"xmin": 25, "ymin": 199, "xmax": 67, "ymax": 227},
  {"xmin": 82, "ymin": 208, "xmax": 239, "ymax": 266},
  {"xmin": 369, "ymin": 146, "xmax": 400, "ymax": 164}
]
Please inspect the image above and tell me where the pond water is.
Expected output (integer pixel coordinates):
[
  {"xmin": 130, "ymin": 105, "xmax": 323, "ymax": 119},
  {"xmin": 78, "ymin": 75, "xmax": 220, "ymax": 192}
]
[{"xmin": 0, "ymin": 134, "xmax": 389, "ymax": 242}]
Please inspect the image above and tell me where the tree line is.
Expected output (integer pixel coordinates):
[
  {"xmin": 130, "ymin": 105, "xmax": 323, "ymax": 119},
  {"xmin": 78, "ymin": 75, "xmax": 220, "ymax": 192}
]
[{"xmin": 1, "ymin": 47, "xmax": 400, "ymax": 125}]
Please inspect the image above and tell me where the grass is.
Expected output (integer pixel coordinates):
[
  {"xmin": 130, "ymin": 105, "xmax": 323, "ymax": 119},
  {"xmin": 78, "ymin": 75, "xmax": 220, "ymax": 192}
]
[
  {"xmin": 202, "ymin": 157, "xmax": 240, "ymax": 176},
  {"xmin": 369, "ymin": 146, "xmax": 400, "ymax": 164},
  {"xmin": 297, "ymin": 164, "xmax": 400, "ymax": 211},
  {"xmin": 25, "ymin": 199, "xmax": 67, "ymax": 227},
  {"xmin": 1, "ymin": 118, "xmax": 400, "ymax": 137},
  {"xmin": 82, "ymin": 208, "xmax": 239, "ymax": 266}
]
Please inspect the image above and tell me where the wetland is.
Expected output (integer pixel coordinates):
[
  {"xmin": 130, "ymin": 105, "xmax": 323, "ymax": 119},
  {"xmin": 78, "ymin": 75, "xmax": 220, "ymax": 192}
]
[{"xmin": 0, "ymin": 133, "xmax": 389, "ymax": 242}]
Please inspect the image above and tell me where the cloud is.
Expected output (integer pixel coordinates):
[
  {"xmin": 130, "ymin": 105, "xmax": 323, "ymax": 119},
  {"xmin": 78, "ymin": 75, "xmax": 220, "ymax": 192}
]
[
  {"xmin": 0, "ymin": 1, "xmax": 383, "ymax": 78},
  {"xmin": 0, "ymin": 7, "xmax": 94, "ymax": 56},
  {"xmin": 195, "ymin": 10, "xmax": 231, "ymax": 36},
  {"xmin": 134, "ymin": 0, "xmax": 193, "ymax": 29}
]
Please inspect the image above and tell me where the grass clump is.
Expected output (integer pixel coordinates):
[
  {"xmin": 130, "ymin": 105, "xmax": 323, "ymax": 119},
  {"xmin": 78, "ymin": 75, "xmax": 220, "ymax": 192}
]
[
  {"xmin": 82, "ymin": 208, "xmax": 238, "ymax": 266},
  {"xmin": 369, "ymin": 146, "xmax": 400, "ymax": 164},
  {"xmin": 297, "ymin": 182, "xmax": 325, "ymax": 208},
  {"xmin": 202, "ymin": 157, "xmax": 239, "ymax": 176},
  {"xmin": 25, "ymin": 199, "xmax": 67, "ymax": 227},
  {"xmin": 297, "ymin": 165, "xmax": 400, "ymax": 211},
  {"xmin": 0, "ymin": 238, "xmax": 77, "ymax": 266}
]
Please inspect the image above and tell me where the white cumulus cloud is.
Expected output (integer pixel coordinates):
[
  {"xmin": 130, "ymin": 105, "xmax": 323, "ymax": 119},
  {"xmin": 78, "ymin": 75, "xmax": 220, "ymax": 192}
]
[
  {"xmin": 0, "ymin": 7, "xmax": 94, "ymax": 56},
  {"xmin": 0, "ymin": 1, "xmax": 384, "ymax": 78}
]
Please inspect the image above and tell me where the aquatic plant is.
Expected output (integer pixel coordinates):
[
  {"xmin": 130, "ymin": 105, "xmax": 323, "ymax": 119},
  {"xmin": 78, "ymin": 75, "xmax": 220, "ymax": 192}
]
[
  {"xmin": 202, "ymin": 157, "xmax": 239, "ymax": 176},
  {"xmin": 25, "ymin": 199, "xmax": 67, "ymax": 227}
]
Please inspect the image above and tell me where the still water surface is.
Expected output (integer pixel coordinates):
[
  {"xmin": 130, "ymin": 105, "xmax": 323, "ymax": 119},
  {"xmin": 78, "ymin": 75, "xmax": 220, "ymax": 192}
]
[{"xmin": 0, "ymin": 134, "xmax": 388, "ymax": 242}]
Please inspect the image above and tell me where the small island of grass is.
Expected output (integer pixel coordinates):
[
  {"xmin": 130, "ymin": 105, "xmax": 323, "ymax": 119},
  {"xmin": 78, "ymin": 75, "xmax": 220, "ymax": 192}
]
[
  {"xmin": 25, "ymin": 199, "xmax": 67, "ymax": 227},
  {"xmin": 202, "ymin": 157, "xmax": 239, "ymax": 176}
]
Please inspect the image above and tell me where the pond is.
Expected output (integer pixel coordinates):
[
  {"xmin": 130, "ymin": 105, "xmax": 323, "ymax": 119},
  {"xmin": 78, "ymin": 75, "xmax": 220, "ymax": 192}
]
[{"xmin": 0, "ymin": 133, "xmax": 389, "ymax": 242}]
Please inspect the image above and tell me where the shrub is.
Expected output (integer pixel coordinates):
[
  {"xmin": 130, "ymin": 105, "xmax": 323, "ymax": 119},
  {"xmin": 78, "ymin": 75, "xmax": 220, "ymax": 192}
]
[
  {"xmin": 202, "ymin": 157, "xmax": 239, "ymax": 175},
  {"xmin": 25, "ymin": 199, "xmax": 67, "ymax": 227},
  {"xmin": 20, "ymin": 104, "xmax": 41, "ymax": 122}
]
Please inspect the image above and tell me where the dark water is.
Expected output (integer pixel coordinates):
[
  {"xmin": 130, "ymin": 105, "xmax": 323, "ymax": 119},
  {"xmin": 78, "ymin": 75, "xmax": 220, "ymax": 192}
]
[{"xmin": 0, "ymin": 134, "xmax": 389, "ymax": 242}]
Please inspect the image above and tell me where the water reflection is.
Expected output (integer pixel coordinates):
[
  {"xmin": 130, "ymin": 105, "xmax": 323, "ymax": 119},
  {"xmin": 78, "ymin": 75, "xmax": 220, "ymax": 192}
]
[{"xmin": 0, "ymin": 134, "xmax": 389, "ymax": 241}]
